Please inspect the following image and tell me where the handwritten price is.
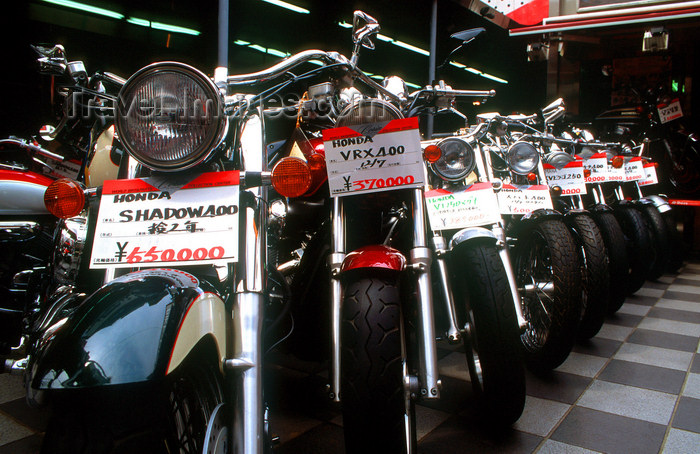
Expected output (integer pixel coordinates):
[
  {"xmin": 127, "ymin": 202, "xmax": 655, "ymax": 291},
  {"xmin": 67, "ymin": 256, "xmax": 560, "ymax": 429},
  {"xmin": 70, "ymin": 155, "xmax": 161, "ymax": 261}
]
[
  {"xmin": 126, "ymin": 245, "xmax": 226, "ymax": 263},
  {"xmin": 352, "ymin": 175, "xmax": 415, "ymax": 191}
]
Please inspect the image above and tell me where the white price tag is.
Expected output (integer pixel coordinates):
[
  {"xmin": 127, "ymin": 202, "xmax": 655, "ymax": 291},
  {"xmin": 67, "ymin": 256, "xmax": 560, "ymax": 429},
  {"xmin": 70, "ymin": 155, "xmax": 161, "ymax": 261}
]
[
  {"xmin": 425, "ymin": 182, "xmax": 501, "ymax": 230},
  {"xmin": 658, "ymin": 99, "xmax": 683, "ymax": 124},
  {"xmin": 90, "ymin": 171, "xmax": 240, "ymax": 269},
  {"xmin": 544, "ymin": 160, "xmax": 587, "ymax": 195},
  {"xmin": 496, "ymin": 184, "xmax": 553, "ymax": 215},
  {"xmin": 323, "ymin": 117, "xmax": 424, "ymax": 197},
  {"xmin": 583, "ymin": 152, "xmax": 608, "ymax": 183},
  {"xmin": 639, "ymin": 162, "xmax": 659, "ymax": 186},
  {"xmin": 624, "ymin": 157, "xmax": 645, "ymax": 182},
  {"xmin": 43, "ymin": 158, "xmax": 81, "ymax": 180},
  {"xmin": 607, "ymin": 156, "xmax": 626, "ymax": 183}
]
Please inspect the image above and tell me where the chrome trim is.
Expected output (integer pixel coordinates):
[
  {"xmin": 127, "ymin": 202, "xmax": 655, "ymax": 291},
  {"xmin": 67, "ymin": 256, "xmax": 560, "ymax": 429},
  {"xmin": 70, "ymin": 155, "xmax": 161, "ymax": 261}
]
[
  {"xmin": 231, "ymin": 292, "xmax": 264, "ymax": 454},
  {"xmin": 412, "ymin": 189, "xmax": 440, "ymax": 399},
  {"xmin": 226, "ymin": 50, "xmax": 346, "ymax": 85},
  {"xmin": 329, "ymin": 197, "xmax": 345, "ymax": 403},
  {"xmin": 448, "ymin": 226, "xmax": 498, "ymax": 249},
  {"xmin": 431, "ymin": 236, "xmax": 460, "ymax": 343},
  {"xmin": 492, "ymin": 224, "xmax": 527, "ymax": 329}
]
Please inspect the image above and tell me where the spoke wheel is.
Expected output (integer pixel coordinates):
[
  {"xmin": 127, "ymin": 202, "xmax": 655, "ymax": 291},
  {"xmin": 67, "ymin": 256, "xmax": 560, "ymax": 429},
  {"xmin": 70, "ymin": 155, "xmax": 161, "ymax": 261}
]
[{"xmin": 514, "ymin": 219, "xmax": 582, "ymax": 372}]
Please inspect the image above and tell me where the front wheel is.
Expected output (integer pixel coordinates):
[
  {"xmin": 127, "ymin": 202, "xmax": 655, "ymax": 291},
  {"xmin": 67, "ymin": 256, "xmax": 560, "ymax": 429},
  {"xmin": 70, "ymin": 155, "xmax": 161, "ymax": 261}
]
[
  {"xmin": 614, "ymin": 204, "xmax": 652, "ymax": 295},
  {"xmin": 451, "ymin": 241, "xmax": 525, "ymax": 426},
  {"xmin": 341, "ymin": 270, "xmax": 411, "ymax": 454},
  {"xmin": 590, "ymin": 210, "xmax": 629, "ymax": 313},
  {"xmin": 568, "ymin": 213, "xmax": 610, "ymax": 339},
  {"xmin": 513, "ymin": 219, "xmax": 582, "ymax": 372},
  {"xmin": 638, "ymin": 203, "xmax": 670, "ymax": 281}
]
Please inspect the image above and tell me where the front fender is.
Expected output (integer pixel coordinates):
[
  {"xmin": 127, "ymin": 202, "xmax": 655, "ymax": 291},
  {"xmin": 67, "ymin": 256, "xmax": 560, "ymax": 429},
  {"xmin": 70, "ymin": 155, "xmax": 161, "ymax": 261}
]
[
  {"xmin": 509, "ymin": 208, "xmax": 562, "ymax": 235},
  {"xmin": 30, "ymin": 269, "xmax": 227, "ymax": 390},
  {"xmin": 340, "ymin": 245, "xmax": 406, "ymax": 273},
  {"xmin": 449, "ymin": 227, "xmax": 499, "ymax": 249},
  {"xmin": 639, "ymin": 195, "xmax": 671, "ymax": 213}
]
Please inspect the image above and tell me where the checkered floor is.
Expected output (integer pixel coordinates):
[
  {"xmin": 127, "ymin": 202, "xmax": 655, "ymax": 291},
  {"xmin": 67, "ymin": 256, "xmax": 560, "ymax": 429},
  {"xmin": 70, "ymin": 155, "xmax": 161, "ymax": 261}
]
[{"xmin": 2, "ymin": 262, "xmax": 699, "ymax": 453}]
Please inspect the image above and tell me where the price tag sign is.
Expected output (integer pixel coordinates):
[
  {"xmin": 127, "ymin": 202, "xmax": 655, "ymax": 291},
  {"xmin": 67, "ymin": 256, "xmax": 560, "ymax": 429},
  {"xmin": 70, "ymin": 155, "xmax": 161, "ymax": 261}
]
[
  {"xmin": 497, "ymin": 184, "xmax": 553, "ymax": 215},
  {"xmin": 544, "ymin": 160, "xmax": 587, "ymax": 195},
  {"xmin": 639, "ymin": 162, "xmax": 659, "ymax": 186},
  {"xmin": 425, "ymin": 182, "xmax": 501, "ymax": 230},
  {"xmin": 43, "ymin": 158, "xmax": 81, "ymax": 180},
  {"xmin": 583, "ymin": 152, "xmax": 608, "ymax": 183},
  {"xmin": 90, "ymin": 171, "xmax": 240, "ymax": 269},
  {"xmin": 607, "ymin": 157, "xmax": 626, "ymax": 183},
  {"xmin": 323, "ymin": 117, "xmax": 424, "ymax": 197},
  {"xmin": 658, "ymin": 99, "xmax": 683, "ymax": 124},
  {"xmin": 624, "ymin": 157, "xmax": 645, "ymax": 181}
]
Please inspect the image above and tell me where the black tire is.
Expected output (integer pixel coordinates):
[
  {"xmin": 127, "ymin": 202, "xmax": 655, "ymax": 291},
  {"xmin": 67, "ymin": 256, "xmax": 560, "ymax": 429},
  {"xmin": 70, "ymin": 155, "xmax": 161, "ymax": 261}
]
[
  {"xmin": 613, "ymin": 204, "xmax": 653, "ymax": 295},
  {"xmin": 590, "ymin": 210, "xmax": 629, "ymax": 313},
  {"xmin": 638, "ymin": 204, "xmax": 670, "ymax": 281},
  {"xmin": 568, "ymin": 213, "xmax": 610, "ymax": 339},
  {"xmin": 341, "ymin": 270, "xmax": 409, "ymax": 454},
  {"xmin": 663, "ymin": 210, "xmax": 684, "ymax": 273},
  {"xmin": 513, "ymin": 219, "xmax": 582, "ymax": 372},
  {"xmin": 41, "ymin": 353, "xmax": 223, "ymax": 454},
  {"xmin": 451, "ymin": 241, "xmax": 525, "ymax": 426}
]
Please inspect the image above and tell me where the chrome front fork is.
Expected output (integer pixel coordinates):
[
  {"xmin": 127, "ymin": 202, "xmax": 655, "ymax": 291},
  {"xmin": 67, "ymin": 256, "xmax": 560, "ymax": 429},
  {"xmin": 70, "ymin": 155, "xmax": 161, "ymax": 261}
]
[
  {"xmin": 328, "ymin": 190, "xmax": 441, "ymax": 403},
  {"xmin": 493, "ymin": 224, "xmax": 527, "ymax": 329}
]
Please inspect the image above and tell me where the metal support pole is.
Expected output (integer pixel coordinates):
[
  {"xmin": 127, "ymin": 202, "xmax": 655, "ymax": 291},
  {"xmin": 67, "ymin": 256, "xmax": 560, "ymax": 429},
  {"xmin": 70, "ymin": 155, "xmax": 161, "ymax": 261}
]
[
  {"xmin": 426, "ymin": 0, "xmax": 438, "ymax": 139},
  {"xmin": 218, "ymin": 0, "xmax": 229, "ymax": 67}
]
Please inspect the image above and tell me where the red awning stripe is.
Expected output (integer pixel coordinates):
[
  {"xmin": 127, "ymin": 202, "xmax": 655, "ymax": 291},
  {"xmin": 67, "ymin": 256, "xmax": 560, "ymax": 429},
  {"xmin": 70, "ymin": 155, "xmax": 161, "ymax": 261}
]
[{"xmin": 510, "ymin": 6, "xmax": 700, "ymax": 36}]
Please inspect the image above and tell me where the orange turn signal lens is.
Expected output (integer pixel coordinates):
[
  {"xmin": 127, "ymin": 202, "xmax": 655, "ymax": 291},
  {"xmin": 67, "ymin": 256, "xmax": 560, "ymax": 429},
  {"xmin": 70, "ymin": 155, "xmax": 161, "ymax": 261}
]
[
  {"xmin": 611, "ymin": 156, "xmax": 624, "ymax": 168},
  {"xmin": 527, "ymin": 172, "xmax": 538, "ymax": 182},
  {"xmin": 423, "ymin": 144, "xmax": 442, "ymax": 163},
  {"xmin": 583, "ymin": 168, "xmax": 591, "ymax": 178},
  {"xmin": 271, "ymin": 157, "xmax": 312, "ymax": 198},
  {"xmin": 44, "ymin": 178, "xmax": 85, "ymax": 219}
]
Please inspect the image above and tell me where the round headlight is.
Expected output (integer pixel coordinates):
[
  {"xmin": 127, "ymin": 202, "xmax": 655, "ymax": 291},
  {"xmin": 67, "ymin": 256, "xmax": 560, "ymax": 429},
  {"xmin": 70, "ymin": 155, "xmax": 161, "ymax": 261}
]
[
  {"xmin": 544, "ymin": 151, "xmax": 575, "ymax": 170},
  {"xmin": 507, "ymin": 141, "xmax": 539, "ymax": 175},
  {"xmin": 116, "ymin": 62, "xmax": 227, "ymax": 172},
  {"xmin": 432, "ymin": 138, "xmax": 475, "ymax": 181}
]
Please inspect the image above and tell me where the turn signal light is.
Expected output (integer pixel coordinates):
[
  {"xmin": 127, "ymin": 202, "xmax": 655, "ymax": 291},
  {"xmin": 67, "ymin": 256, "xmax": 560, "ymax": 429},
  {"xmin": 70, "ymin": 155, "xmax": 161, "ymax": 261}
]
[
  {"xmin": 527, "ymin": 172, "xmax": 538, "ymax": 182},
  {"xmin": 44, "ymin": 178, "xmax": 85, "ymax": 219},
  {"xmin": 423, "ymin": 144, "xmax": 441, "ymax": 163},
  {"xmin": 551, "ymin": 185, "xmax": 562, "ymax": 196},
  {"xmin": 271, "ymin": 157, "xmax": 312, "ymax": 198},
  {"xmin": 583, "ymin": 168, "xmax": 591, "ymax": 178},
  {"xmin": 611, "ymin": 156, "xmax": 624, "ymax": 168}
]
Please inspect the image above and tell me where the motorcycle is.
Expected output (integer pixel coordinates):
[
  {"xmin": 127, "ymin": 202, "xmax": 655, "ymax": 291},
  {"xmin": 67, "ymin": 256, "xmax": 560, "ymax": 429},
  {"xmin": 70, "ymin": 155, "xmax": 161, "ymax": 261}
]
[
  {"xmin": 474, "ymin": 107, "xmax": 583, "ymax": 371},
  {"xmin": 265, "ymin": 15, "xmax": 523, "ymax": 450},
  {"xmin": 594, "ymin": 84, "xmax": 700, "ymax": 197},
  {"xmin": 421, "ymin": 118, "xmax": 527, "ymax": 425},
  {"xmin": 0, "ymin": 44, "xmax": 120, "ymax": 355},
  {"xmin": 500, "ymin": 101, "xmax": 612, "ymax": 340}
]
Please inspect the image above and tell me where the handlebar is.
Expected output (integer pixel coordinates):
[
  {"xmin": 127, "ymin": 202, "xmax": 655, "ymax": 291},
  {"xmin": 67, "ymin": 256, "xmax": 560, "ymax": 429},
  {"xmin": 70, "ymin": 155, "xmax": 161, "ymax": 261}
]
[{"xmin": 0, "ymin": 138, "xmax": 65, "ymax": 161}]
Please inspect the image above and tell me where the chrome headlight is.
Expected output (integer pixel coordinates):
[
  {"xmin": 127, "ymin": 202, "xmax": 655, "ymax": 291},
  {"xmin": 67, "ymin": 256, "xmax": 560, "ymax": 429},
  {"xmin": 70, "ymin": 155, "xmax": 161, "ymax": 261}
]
[
  {"xmin": 507, "ymin": 141, "xmax": 539, "ymax": 175},
  {"xmin": 544, "ymin": 151, "xmax": 575, "ymax": 169},
  {"xmin": 115, "ymin": 62, "xmax": 227, "ymax": 172},
  {"xmin": 431, "ymin": 138, "xmax": 475, "ymax": 182}
]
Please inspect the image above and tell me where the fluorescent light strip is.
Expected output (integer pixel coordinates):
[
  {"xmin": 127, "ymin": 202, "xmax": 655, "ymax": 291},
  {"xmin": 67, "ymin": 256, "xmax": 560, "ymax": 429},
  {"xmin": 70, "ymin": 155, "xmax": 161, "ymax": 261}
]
[
  {"xmin": 260, "ymin": 0, "xmax": 310, "ymax": 14},
  {"xmin": 235, "ymin": 40, "xmax": 291, "ymax": 58},
  {"xmin": 338, "ymin": 21, "xmax": 352, "ymax": 28},
  {"xmin": 127, "ymin": 16, "xmax": 200, "ymax": 36},
  {"xmin": 151, "ymin": 21, "xmax": 200, "ymax": 36},
  {"xmin": 42, "ymin": 0, "xmax": 124, "ymax": 19}
]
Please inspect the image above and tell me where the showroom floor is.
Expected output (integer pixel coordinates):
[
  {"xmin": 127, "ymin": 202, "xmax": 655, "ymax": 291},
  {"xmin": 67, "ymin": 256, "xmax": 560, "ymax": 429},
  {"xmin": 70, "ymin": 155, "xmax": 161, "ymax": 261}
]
[{"xmin": 1, "ymin": 263, "xmax": 699, "ymax": 453}]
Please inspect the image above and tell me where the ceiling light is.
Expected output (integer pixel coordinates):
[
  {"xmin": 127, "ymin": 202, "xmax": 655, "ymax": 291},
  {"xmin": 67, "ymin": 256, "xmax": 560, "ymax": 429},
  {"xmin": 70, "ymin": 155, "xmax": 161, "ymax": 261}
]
[
  {"xmin": 150, "ymin": 21, "xmax": 200, "ymax": 36},
  {"xmin": 42, "ymin": 0, "xmax": 124, "ymax": 19},
  {"xmin": 260, "ymin": 0, "xmax": 310, "ymax": 14},
  {"xmin": 127, "ymin": 16, "xmax": 200, "ymax": 35}
]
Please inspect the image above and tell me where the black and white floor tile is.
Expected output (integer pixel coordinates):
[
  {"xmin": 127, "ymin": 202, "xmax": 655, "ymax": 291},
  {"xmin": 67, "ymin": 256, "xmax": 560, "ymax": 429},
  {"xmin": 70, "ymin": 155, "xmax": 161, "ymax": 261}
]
[{"xmin": 1, "ymin": 262, "xmax": 699, "ymax": 453}]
